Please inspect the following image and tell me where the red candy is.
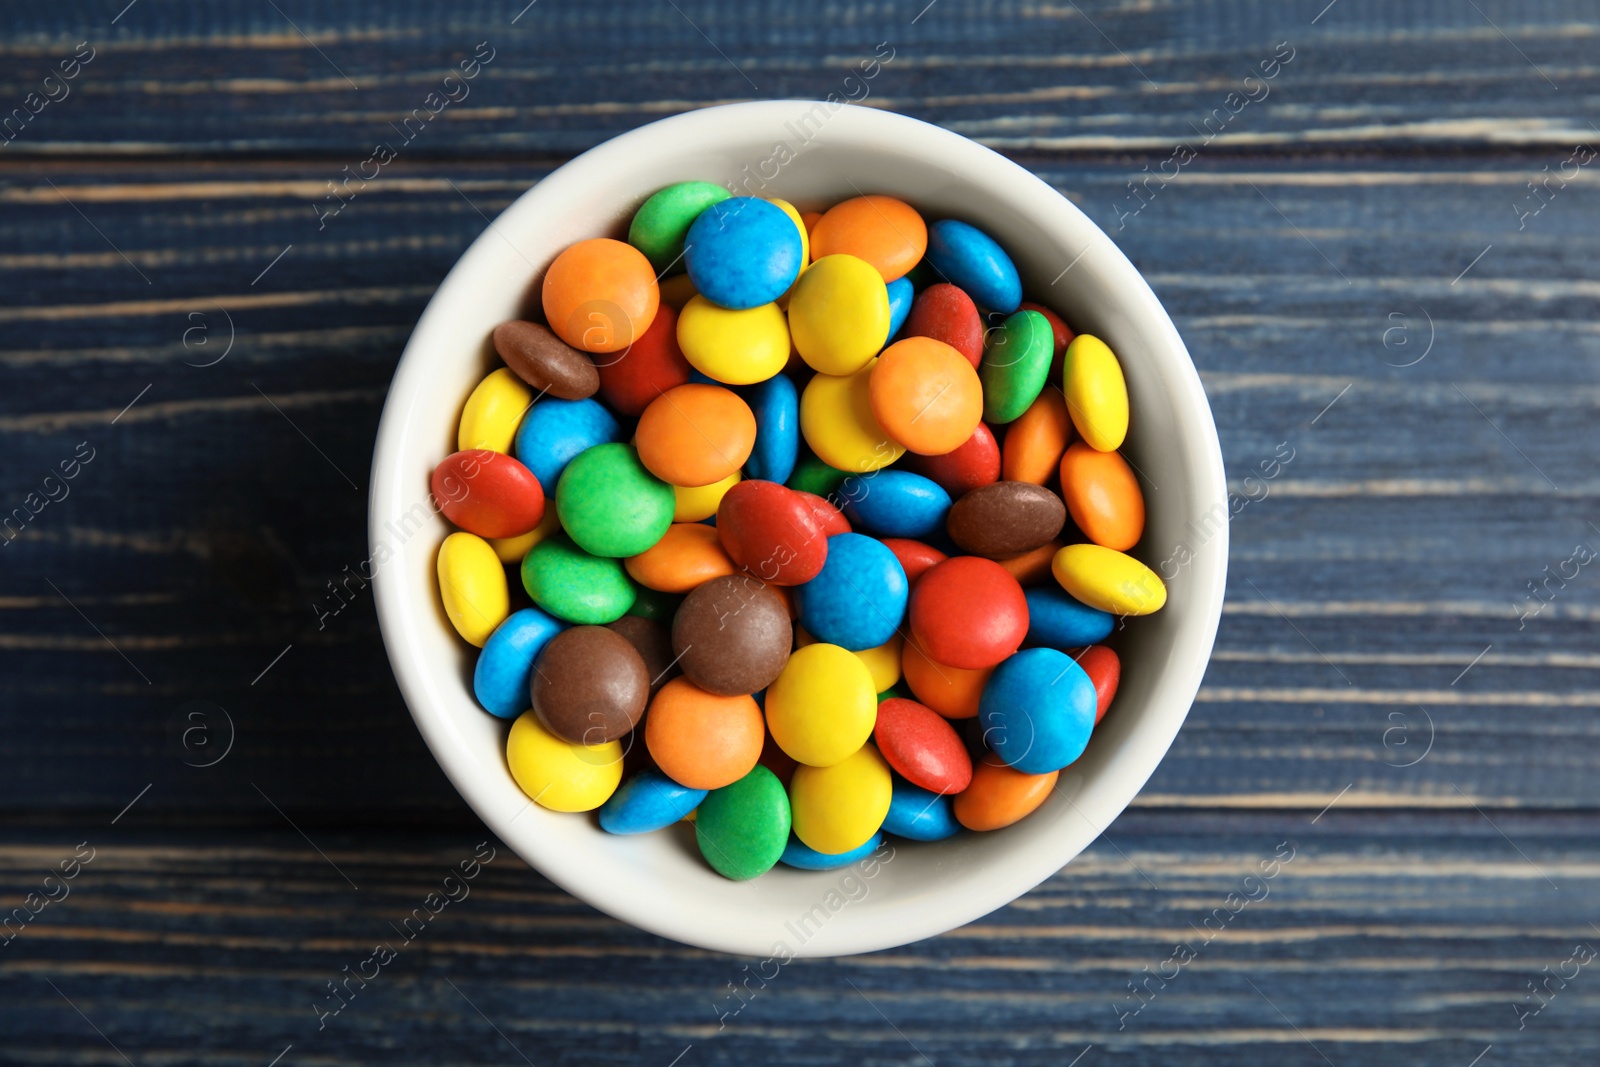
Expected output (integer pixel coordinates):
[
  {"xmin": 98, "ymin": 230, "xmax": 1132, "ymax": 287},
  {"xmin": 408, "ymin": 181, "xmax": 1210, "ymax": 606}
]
[
  {"xmin": 1075, "ymin": 644, "xmax": 1121, "ymax": 723},
  {"xmin": 795, "ymin": 490, "xmax": 850, "ymax": 536},
  {"xmin": 594, "ymin": 303, "xmax": 691, "ymax": 416},
  {"xmin": 903, "ymin": 283, "xmax": 984, "ymax": 368},
  {"xmin": 880, "ymin": 538, "xmax": 948, "ymax": 587},
  {"xmin": 715, "ymin": 480, "xmax": 829, "ymax": 586},
  {"xmin": 1019, "ymin": 301, "xmax": 1074, "ymax": 383},
  {"xmin": 909, "ymin": 556, "xmax": 1028, "ymax": 670},
  {"xmin": 905, "ymin": 421, "xmax": 1001, "ymax": 497},
  {"xmin": 430, "ymin": 449, "xmax": 544, "ymax": 539},
  {"xmin": 874, "ymin": 697, "xmax": 973, "ymax": 794}
]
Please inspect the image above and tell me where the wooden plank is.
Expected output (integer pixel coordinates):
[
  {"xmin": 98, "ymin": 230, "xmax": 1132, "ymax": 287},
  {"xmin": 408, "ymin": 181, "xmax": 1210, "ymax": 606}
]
[
  {"xmin": 2, "ymin": 156, "xmax": 1597, "ymax": 816},
  {"xmin": 0, "ymin": 1, "xmax": 1595, "ymax": 157},
  {"xmin": 1, "ymin": 818, "xmax": 1595, "ymax": 1063}
]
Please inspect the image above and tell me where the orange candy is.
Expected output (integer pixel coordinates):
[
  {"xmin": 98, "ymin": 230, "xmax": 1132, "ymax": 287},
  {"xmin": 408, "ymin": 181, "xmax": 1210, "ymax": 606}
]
[
  {"xmin": 809, "ymin": 196, "xmax": 927, "ymax": 283},
  {"xmin": 541, "ymin": 238, "xmax": 659, "ymax": 354},
  {"xmin": 1058, "ymin": 441, "xmax": 1145, "ymax": 551},
  {"xmin": 800, "ymin": 211, "xmax": 823, "ymax": 235},
  {"xmin": 901, "ymin": 638, "xmax": 993, "ymax": 719},
  {"xmin": 869, "ymin": 337, "xmax": 984, "ymax": 456},
  {"xmin": 644, "ymin": 677, "xmax": 764, "ymax": 790},
  {"xmin": 624, "ymin": 523, "xmax": 736, "ymax": 593},
  {"xmin": 953, "ymin": 754, "xmax": 1058, "ymax": 831},
  {"xmin": 635, "ymin": 383, "xmax": 756, "ymax": 487},
  {"xmin": 996, "ymin": 540, "xmax": 1064, "ymax": 587},
  {"xmin": 1002, "ymin": 387, "xmax": 1071, "ymax": 485}
]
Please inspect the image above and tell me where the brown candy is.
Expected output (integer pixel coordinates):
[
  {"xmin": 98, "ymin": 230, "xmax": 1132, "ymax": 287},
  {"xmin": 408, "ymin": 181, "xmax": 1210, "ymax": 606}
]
[
  {"xmin": 946, "ymin": 481, "xmax": 1066, "ymax": 559},
  {"xmin": 530, "ymin": 625, "xmax": 649, "ymax": 744},
  {"xmin": 671, "ymin": 574, "xmax": 792, "ymax": 696},
  {"xmin": 606, "ymin": 614, "xmax": 677, "ymax": 695},
  {"xmin": 492, "ymin": 320, "xmax": 600, "ymax": 400}
]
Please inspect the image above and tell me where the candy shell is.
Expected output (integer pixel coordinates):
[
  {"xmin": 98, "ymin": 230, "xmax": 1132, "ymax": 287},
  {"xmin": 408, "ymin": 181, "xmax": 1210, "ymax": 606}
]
[
  {"xmin": 788, "ymin": 255, "xmax": 891, "ymax": 376},
  {"xmin": 880, "ymin": 538, "xmax": 948, "ymax": 587},
  {"xmin": 696, "ymin": 765, "xmax": 791, "ymax": 880},
  {"xmin": 684, "ymin": 197, "xmax": 804, "ymax": 309},
  {"xmin": 925, "ymin": 219, "xmax": 1021, "ymax": 314},
  {"xmin": 542, "ymin": 237, "xmax": 659, "ymax": 353},
  {"xmin": 1024, "ymin": 586, "xmax": 1115, "ymax": 650},
  {"xmin": 787, "ymin": 450, "xmax": 851, "ymax": 499},
  {"xmin": 490, "ymin": 508, "xmax": 561, "ymax": 564},
  {"xmin": 794, "ymin": 532, "xmax": 908, "ymax": 652},
  {"xmin": 780, "ymin": 831, "xmax": 884, "ymax": 871},
  {"xmin": 1020, "ymin": 300, "xmax": 1074, "ymax": 381},
  {"xmin": 978, "ymin": 647, "xmax": 1096, "ymax": 774},
  {"xmin": 506, "ymin": 710, "xmax": 622, "ymax": 813},
  {"xmin": 599, "ymin": 769, "xmax": 707, "ymax": 834},
  {"xmin": 799, "ymin": 360, "xmax": 905, "ymax": 474},
  {"xmin": 672, "ymin": 574, "xmax": 792, "ymax": 696},
  {"xmin": 432, "ymin": 449, "xmax": 545, "ymax": 540},
  {"xmin": 625, "ymin": 584, "xmax": 681, "ymax": 622},
  {"xmin": 676, "ymin": 296, "xmax": 791, "ymax": 385},
  {"xmin": 903, "ymin": 420, "xmax": 1000, "ymax": 496},
  {"xmin": 1062, "ymin": 334, "xmax": 1129, "ymax": 451},
  {"xmin": 673, "ymin": 471, "xmax": 740, "ymax": 522},
  {"xmin": 458, "ymin": 367, "xmax": 534, "ymax": 454},
  {"xmin": 555, "ymin": 442, "xmax": 676, "ymax": 558},
  {"xmin": 492, "ymin": 320, "xmax": 600, "ymax": 400},
  {"xmin": 902, "ymin": 282, "xmax": 984, "ymax": 367},
  {"xmin": 606, "ymin": 614, "xmax": 678, "ymax": 695},
  {"xmin": 946, "ymin": 481, "xmax": 1067, "ymax": 559},
  {"xmin": 809, "ymin": 196, "xmax": 927, "ymax": 282},
  {"xmin": 636, "ymin": 383, "xmax": 756, "ymax": 488},
  {"xmin": 1059, "ymin": 441, "xmax": 1145, "ymax": 551},
  {"xmin": 886, "ymin": 276, "xmax": 914, "ymax": 338},
  {"xmin": 980, "ymin": 310, "xmax": 1053, "ymax": 424},
  {"xmin": 659, "ymin": 273, "xmax": 698, "ymax": 311},
  {"xmin": 953, "ymin": 753, "xmax": 1056, "ymax": 831},
  {"xmin": 789, "ymin": 743, "xmax": 893, "ymax": 854},
  {"xmin": 795, "ymin": 491, "xmax": 850, "ymax": 536},
  {"xmin": 520, "ymin": 535, "xmax": 637, "ymax": 623},
  {"xmin": 1076, "ymin": 645, "xmax": 1121, "ymax": 723},
  {"xmin": 766, "ymin": 642, "xmax": 877, "ymax": 767},
  {"xmin": 901, "ymin": 639, "xmax": 992, "ymax": 719},
  {"xmin": 1052, "ymin": 543, "xmax": 1166, "ymax": 615},
  {"xmin": 874, "ymin": 698, "xmax": 973, "ymax": 794},
  {"xmin": 838, "ymin": 470, "xmax": 951, "ymax": 539},
  {"xmin": 624, "ymin": 522, "xmax": 735, "ymax": 592},
  {"xmin": 531, "ymin": 625, "xmax": 650, "ymax": 744},
  {"xmin": 1003, "ymin": 387, "xmax": 1071, "ymax": 485},
  {"xmin": 629, "ymin": 181, "xmax": 732, "ymax": 273},
  {"xmin": 715, "ymin": 480, "xmax": 830, "ymax": 586},
  {"xmin": 438, "ymin": 532, "xmax": 510, "ymax": 647},
  {"xmin": 644, "ymin": 676, "xmax": 765, "ymax": 791},
  {"xmin": 473, "ymin": 607, "xmax": 566, "ymax": 718},
  {"xmin": 996, "ymin": 540, "xmax": 1063, "ymax": 587},
  {"xmin": 869, "ymin": 336, "xmax": 984, "ymax": 455},
  {"xmin": 594, "ymin": 302, "xmax": 692, "ymax": 416},
  {"xmin": 908, "ymin": 556, "xmax": 1028, "ymax": 670},
  {"xmin": 743, "ymin": 372, "xmax": 800, "ymax": 484},
  {"xmin": 514, "ymin": 397, "xmax": 623, "ymax": 491},
  {"xmin": 882, "ymin": 779, "xmax": 961, "ymax": 841}
]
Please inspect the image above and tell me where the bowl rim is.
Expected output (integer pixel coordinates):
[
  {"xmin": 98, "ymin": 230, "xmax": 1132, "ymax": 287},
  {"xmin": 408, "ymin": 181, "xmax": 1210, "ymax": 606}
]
[{"xmin": 370, "ymin": 99, "xmax": 1228, "ymax": 957}]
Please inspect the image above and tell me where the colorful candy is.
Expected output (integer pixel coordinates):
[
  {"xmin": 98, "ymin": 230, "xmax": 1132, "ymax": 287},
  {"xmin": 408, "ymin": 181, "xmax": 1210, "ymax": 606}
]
[
  {"xmin": 431, "ymin": 449, "xmax": 545, "ymax": 540},
  {"xmin": 542, "ymin": 237, "xmax": 659, "ymax": 353},
  {"xmin": 838, "ymin": 470, "xmax": 951, "ymax": 539},
  {"xmin": 625, "ymin": 523, "xmax": 735, "ymax": 593},
  {"xmin": 506, "ymin": 711, "xmax": 622, "ymax": 813},
  {"xmin": 873, "ymin": 698, "xmax": 973, "ymax": 794},
  {"xmin": 474, "ymin": 607, "xmax": 566, "ymax": 718},
  {"xmin": 531, "ymin": 625, "xmax": 649, "ymax": 744},
  {"xmin": 869, "ymin": 337, "xmax": 984, "ymax": 455},
  {"xmin": 695, "ymin": 765, "xmax": 791, "ymax": 880},
  {"xmin": 437, "ymin": 532, "xmax": 510, "ymax": 647},
  {"xmin": 1052, "ymin": 543, "xmax": 1167, "ymax": 616},
  {"xmin": 808, "ymin": 195, "xmax": 927, "ymax": 282},
  {"xmin": 953, "ymin": 754, "xmax": 1056, "ymax": 831},
  {"xmin": 1002, "ymin": 387, "xmax": 1071, "ymax": 485},
  {"xmin": 520, "ymin": 535, "xmax": 636, "ymax": 623},
  {"xmin": 794, "ymin": 532, "xmax": 908, "ymax": 652},
  {"xmin": 903, "ymin": 282, "xmax": 984, "ymax": 367},
  {"xmin": 788, "ymin": 254, "xmax": 891, "ymax": 375},
  {"xmin": 458, "ymin": 368, "xmax": 534, "ymax": 453},
  {"xmin": 677, "ymin": 296, "xmax": 791, "ymax": 385},
  {"xmin": 600, "ymin": 769, "xmax": 706, "ymax": 834},
  {"xmin": 644, "ymin": 676, "xmax": 764, "ymax": 790},
  {"xmin": 555, "ymin": 442, "xmax": 675, "ymax": 558},
  {"xmin": 594, "ymin": 302, "xmax": 691, "ymax": 416},
  {"xmin": 672, "ymin": 574, "xmax": 791, "ymax": 695},
  {"xmin": 978, "ymin": 648, "xmax": 1096, "ymax": 774},
  {"xmin": 684, "ymin": 198, "xmax": 803, "ymax": 310},
  {"xmin": 635, "ymin": 383, "xmax": 756, "ymax": 487},
  {"xmin": 715, "ymin": 479, "xmax": 829, "ymax": 586},
  {"xmin": 925, "ymin": 219, "xmax": 1021, "ymax": 314},
  {"xmin": 766, "ymin": 642, "xmax": 877, "ymax": 767},
  {"xmin": 1059, "ymin": 441, "xmax": 1145, "ymax": 551},
  {"xmin": 1062, "ymin": 334, "xmax": 1129, "ymax": 451},
  {"xmin": 909, "ymin": 556, "xmax": 1028, "ymax": 670},
  {"xmin": 629, "ymin": 181, "xmax": 732, "ymax": 273},
  {"xmin": 799, "ymin": 360, "xmax": 905, "ymax": 473},
  {"xmin": 789, "ymin": 743, "xmax": 892, "ymax": 854},
  {"xmin": 980, "ymin": 309, "xmax": 1053, "ymax": 424},
  {"xmin": 946, "ymin": 481, "xmax": 1067, "ymax": 559},
  {"xmin": 492, "ymin": 320, "xmax": 601, "ymax": 400}
]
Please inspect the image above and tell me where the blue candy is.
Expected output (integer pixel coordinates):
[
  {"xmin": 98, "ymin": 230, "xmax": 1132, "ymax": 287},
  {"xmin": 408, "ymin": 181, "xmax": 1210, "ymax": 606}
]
[
  {"xmin": 838, "ymin": 470, "xmax": 951, "ymax": 539},
  {"xmin": 473, "ymin": 607, "xmax": 567, "ymax": 718},
  {"xmin": 598, "ymin": 770, "xmax": 707, "ymax": 835},
  {"xmin": 882, "ymin": 779, "xmax": 961, "ymax": 841},
  {"xmin": 979, "ymin": 647, "xmax": 1096, "ymax": 774},
  {"xmin": 795, "ymin": 532, "xmax": 908, "ymax": 651},
  {"xmin": 886, "ymin": 275, "xmax": 914, "ymax": 339},
  {"xmin": 779, "ymin": 831, "xmax": 884, "ymax": 870},
  {"xmin": 925, "ymin": 219, "xmax": 1022, "ymax": 314},
  {"xmin": 513, "ymin": 397, "xmax": 622, "ymax": 490},
  {"xmin": 683, "ymin": 198, "xmax": 803, "ymax": 310},
  {"xmin": 741, "ymin": 373, "xmax": 799, "ymax": 485},
  {"xmin": 1024, "ymin": 586, "xmax": 1114, "ymax": 650}
]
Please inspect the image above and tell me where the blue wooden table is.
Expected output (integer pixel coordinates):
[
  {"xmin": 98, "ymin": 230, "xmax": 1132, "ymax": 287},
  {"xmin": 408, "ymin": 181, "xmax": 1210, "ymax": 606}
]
[{"xmin": 4, "ymin": 2, "xmax": 1599, "ymax": 1063}]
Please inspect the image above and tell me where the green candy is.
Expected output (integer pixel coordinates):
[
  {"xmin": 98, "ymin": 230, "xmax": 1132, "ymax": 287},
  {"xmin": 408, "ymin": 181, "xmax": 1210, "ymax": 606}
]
[
  {"xmin": 979, "ymin": 309, "xmax": 1053, "ymax": 424},
  {"xmin": 520, "ymin": 535, "xmax": 637, "ymax": 623},
  {"xmin": 626, "ymin": 584, "xmax": 682, "ymax": 622},
  {"xmin": 786, "ymin": 450, "xmax": 850, "ymax": 501},
  {"xmin": 555, "ymin": 443, "xmax": 675, "ymax": 558},
  {"xmin": 628, "ymin": 181, "xmax": 732, "ymax": 274},
  {"xmin": 695, "ymin": 765, "xmax": 791, "ymax": 881}
]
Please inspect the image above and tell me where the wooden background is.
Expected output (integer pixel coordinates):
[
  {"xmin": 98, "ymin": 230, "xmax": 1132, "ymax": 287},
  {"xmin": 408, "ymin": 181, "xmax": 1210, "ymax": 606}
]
[{"xmin": 3, "ymin": 1, "xmax": 1599, "ymax": 1063}]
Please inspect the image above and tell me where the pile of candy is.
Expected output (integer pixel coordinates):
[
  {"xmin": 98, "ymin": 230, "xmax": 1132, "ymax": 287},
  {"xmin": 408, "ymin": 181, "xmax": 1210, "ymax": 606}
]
[{"xmin": 431, "ymin": 182, "xmax": 1166, "ymax": 880}]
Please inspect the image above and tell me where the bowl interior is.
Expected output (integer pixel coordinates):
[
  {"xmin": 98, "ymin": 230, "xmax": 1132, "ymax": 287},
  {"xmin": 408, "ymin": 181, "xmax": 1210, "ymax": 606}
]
[{"xmin": 371, "ymin": 101, "xmax": 1227, "ymax": 957}]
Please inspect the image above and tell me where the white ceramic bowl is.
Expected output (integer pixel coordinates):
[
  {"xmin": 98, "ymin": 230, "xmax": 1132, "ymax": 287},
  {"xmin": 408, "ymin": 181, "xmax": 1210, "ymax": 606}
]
[{"xmin": 371, "ymin": 100, "xmax": 1227, "ymax": 958}]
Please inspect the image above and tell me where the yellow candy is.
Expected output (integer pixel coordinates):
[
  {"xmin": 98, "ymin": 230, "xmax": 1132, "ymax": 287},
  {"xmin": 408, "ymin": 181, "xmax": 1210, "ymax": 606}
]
[
  {"xmin": 458, "ymin": 368, "xmax": 534, "ymax": 454},
  {"xmin": 1062, "ymin": 334, "xmax": 1129, "ymax": 452},
  {"xmin": 789, "ymin": 743, "xmax": 892, "ymax": 854},
  {"xmin": 787, "ymin": 254, "xmax": 890, "ymax": 375},
  {"xmin": 673, "ymin": 471, "xmax": 741, "ymax": 522},
  {"xmin": 766, "ymin": 643, "xmax": 876, "ymax": 767},
  {"xmin": 489, "ymin": 507, "xmax": 561, "ymax": 564},
  {"xmin": 1052, "ymin": 543, "xmax": 1166, "ymax": 616},
  {"xmin": 799, "ymin": 359, "xmax": 905, "ymax": 473},
  {"xmin": 766, "ymin": 198, "xmax": 810, "ymax": 310},
  {"xmin": 797, "ymin": 627, "xmax": 901, "ymax": 692},
  {"xmin": 658, "ymin": 273, "xmax": 698, "ymax": 312},
  {"xmin": 505, "ymin": 711, "xmax": 623, "ymax": 812},
  {"xmin": 676, "ymin": 295, "xmax": 790, "ymax": 385},
  {"xmin": 437, "ymin": 532, "xmax": 511, "ymax": 646}
]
